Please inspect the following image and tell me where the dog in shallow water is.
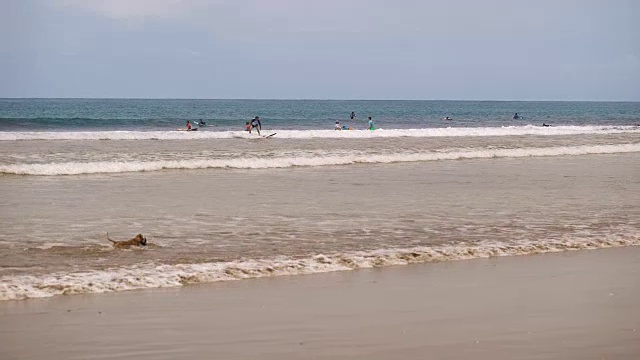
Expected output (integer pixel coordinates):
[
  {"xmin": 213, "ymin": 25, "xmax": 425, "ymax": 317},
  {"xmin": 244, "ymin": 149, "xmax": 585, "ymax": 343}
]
[{"xmin": 106, "ymin": 233, "xmax": 147, "ymax": 248}]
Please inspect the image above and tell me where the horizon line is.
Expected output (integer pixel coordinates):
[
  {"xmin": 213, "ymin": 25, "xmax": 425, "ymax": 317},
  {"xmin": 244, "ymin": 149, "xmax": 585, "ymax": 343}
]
[{"xmin": 1, "ymin": 97, "xmax": 639, "ymax": 103}]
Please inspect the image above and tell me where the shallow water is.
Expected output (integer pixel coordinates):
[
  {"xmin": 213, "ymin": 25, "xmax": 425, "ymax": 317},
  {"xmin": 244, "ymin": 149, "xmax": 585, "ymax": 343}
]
[
  {"xmin": 0, "ymin": 99, "xmax": 639, "ymax": 300},
  {"xmin": 0, "ymin": 143, "xmax": 638, "ymax": 299}
]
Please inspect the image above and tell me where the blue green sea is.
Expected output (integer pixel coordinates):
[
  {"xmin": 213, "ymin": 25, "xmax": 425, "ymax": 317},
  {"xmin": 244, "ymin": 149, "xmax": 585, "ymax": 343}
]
[{"xmin": 1, "ymin": 99, "xmax": 638, "ymax": 131}]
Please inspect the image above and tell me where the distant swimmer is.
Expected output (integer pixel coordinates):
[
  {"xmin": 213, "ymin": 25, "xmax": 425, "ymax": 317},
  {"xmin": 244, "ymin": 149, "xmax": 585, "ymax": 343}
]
[
  {"xmin": 442, "ymin": 116, "xmax": 452, "ymax": 121},
  {"xmin": 335, "ymin": 121, "xmax": 341, "ymax": 130},
  {"xmin": 542, "ymin": 123, "xmax": 551, "ymax": 127},
  {"xmin": 199, "ymin": 119, "xmax": 206, "ymax": 126},
  {"xmin": 368, "ymin": 116, "xmax": 375, "ymax": 130},
  {"xmin": 249, "ymin": 116, "xmax": 261, "ymax": 135},
  {"xmin": 350, "ymin": 111, "xmax": 355, "ymax": 120},
  {"xmin": 513, "ymin": 113, "xmax": 521, "ymax": 119}
]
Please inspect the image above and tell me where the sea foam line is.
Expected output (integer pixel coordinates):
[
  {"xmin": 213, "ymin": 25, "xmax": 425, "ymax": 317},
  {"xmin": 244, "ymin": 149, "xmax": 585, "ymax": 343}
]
[
  {"xmin": 1, "ymin": 237, "xmax": 638, "ymax": 301},
  {"xmin": 1, "ymin": 144, "xmax": 638, "ymax": 176},
  {"xmin": 0, "ymin": 125, "xmax": 638, "ymax": 141}
]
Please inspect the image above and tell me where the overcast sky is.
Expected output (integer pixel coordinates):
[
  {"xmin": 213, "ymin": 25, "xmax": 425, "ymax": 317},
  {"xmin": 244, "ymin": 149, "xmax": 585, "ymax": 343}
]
[{"xmin": 1, "ymin": 0, "xmax": 638, "ymax": 100}]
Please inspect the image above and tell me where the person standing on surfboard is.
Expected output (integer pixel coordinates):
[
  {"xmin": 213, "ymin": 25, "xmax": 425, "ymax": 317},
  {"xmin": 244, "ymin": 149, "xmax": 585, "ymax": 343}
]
[{"xmin": 249, "ymin": 116, "xmax": 261, "ymax": 135}]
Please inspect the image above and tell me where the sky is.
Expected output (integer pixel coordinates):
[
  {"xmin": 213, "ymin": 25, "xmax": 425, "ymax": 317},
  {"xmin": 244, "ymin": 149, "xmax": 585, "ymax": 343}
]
[{"xmin": 1, "ymin": 0, "xmax": 639, "ymax": 100}]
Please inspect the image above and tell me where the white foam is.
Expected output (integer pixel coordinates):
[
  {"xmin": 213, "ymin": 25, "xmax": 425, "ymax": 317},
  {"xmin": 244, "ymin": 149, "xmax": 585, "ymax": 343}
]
[
  {"xmin": 1, "ymin": 237, "xmax": 637, "ymax": 301},
  {"xmin": 1, "ymin": 144, "xmax": 638, "ymax": 175},
  {"xmin": 33, "ymin": 243, "xmax": 68, "ymax": 250},
  {"xmin": 0, "ymin": 125, "xmax": 638, "ymax": 141}
]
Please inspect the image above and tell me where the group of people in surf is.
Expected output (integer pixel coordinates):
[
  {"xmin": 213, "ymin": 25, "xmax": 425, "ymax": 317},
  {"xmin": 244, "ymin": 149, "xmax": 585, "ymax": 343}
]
[
  {"xmin": 513, "ymin": 113, "xmax": 551, "ymax": 126},
  {"xmin": 182, "ymin": 120, "xmax": 207, "ymax": 130},
  {"xmin": 442, "ymin": 113, "xmax": 525, "ymax": 121},
  {"xmin": 183, "ymin": 111, "xmax": 552, "ymax": 132},
  {"xmin": 439, "ymin": 112, "xmax": 551, "ymax": 127},
  {"xmin": 181, "ymin": 117, "xmax": 262, "ymax": 133},
  {"xmin": 335, "ymin": 112, "xmax": 376, "ymax": 130}
]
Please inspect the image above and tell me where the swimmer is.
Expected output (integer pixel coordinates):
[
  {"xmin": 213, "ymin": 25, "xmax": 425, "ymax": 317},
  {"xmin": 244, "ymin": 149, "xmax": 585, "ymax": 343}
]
[
  {"xmin": 368, "ymin": 116, "xmax": 375, "ymax": 130},
  {"xmin": 513, "ymin": 113, "xmax": 521, "ymax": 120}
]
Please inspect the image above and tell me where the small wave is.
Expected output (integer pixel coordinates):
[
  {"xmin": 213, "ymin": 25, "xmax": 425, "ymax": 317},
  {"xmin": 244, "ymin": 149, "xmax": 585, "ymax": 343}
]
[
  {"xmin": 1, "ymin": 144, "xmax": 638, "ymax": 176},
  {"xmin": 1, "ymin": 237, "xmax": 637, "ymax": 301},
  {"xmin": 0, "ymin": 125, "xmax": 638, "ymax": 141}
]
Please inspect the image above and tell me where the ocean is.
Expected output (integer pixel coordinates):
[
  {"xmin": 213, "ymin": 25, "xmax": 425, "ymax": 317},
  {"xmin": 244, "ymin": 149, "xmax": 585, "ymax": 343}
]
[{"xmin": 0, "ymin": 99, "xmax": 639, "ymax": 300}]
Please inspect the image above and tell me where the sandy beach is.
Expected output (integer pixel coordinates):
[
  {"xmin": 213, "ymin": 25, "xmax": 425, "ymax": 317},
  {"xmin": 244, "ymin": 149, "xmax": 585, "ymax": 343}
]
[{"xmin": 1, "ymin": 246, "xmax": 638, "ymax": 360}]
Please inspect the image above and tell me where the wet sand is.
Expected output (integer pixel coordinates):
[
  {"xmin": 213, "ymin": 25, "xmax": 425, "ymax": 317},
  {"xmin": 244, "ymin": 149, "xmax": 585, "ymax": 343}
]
[{"xmin": 1, "ymin": 247, "xmax": 639, "ymax": 360}]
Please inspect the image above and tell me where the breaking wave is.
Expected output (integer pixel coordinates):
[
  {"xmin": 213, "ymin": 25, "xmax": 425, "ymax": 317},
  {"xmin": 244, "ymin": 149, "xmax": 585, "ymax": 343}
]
[
  {"xmin": 1, "ymin": 144, "xmax": 638, "ymax": 175},
  {"xmin": 0, "ymin": 125, "xmax": 638, "ymax": 141},
  {"xmin": 1, "ymin": 237, "xmax": 638, "ymax": 301}
]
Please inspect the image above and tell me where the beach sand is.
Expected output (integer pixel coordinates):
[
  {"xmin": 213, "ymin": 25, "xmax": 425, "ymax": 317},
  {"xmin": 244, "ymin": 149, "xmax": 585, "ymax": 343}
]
[{"xmin": 1, "ymin": 247, "xmax": 638, "ymax": 360}]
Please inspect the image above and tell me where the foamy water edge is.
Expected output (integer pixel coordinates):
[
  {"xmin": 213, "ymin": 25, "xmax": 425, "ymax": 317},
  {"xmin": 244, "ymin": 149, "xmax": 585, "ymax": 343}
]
[
  {"xmin": 1, "ymin": 125, "xmax": 638, "ymax": 141},
  {"xmin": 1, "ymin": 237, "xmax": 638, "ymax": 301}
]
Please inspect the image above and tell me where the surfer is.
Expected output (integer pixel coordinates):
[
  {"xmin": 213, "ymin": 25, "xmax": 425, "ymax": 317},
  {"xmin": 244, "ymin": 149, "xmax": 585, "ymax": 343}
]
[
  {"xmin": 335, "ymin": 121, "xmax": 341, "ymax": 130},
  {"xmin": 513, "ymin": 113, "xmax": 521, "ymax": 120},
  {"xmin": 368, "ymin": 116, "xmax": 375, "ymax": 130},
  {"xmin": 542, "ymin": 123, "xmax": 551, "ymax": 127},
  {"xmin": 185, "ymin": 120, "xmax": 192, "ymax": 130},
  {"xmin": 199, "ymin": 120, "xmax": 206, "ymax": 126},
  {"xmin": 249, "ymin": 116, "xmax": 261, "ymax": 135},
  {"xmin": 442, "ymin": 116, "xmax": 452, "ymax": 121},
  {"xmin": 350, "ymin": 112, "xmax": 355, "ymax": 120}
]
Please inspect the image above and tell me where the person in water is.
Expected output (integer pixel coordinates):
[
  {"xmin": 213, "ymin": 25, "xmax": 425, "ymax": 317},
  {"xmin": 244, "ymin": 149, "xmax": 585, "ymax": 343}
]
[
  {"xmin": 335, "ymin": 121, "xmax": 342, "ymax": 130},
  {"xmin": 249, "ymin": 116, "xmax": 261, "ymax": 135},
  {"xmin": 542, "ymin": 123, "xmax": 551, "ymax": 127},
  {"xmin": 185, "ymin": 120, "xmax": 192, "ymax": 130},
  {"xmin": 368, "ymin": 116, "xmax": 375, "ymax": 130},
  {"xmin": 199, "ymin": 120, "xmax": 206, "ymax": 126},
  {"xmin": 513, "ymin": 113, "xmax": 521, "ymax": 119},
  {"xmin": 245, "ymin": 121, "xmax": 251, "ymax": 132},
  {"xmin": 350, "ymin": 111, "xmax": 355, "ymax": 120},
  {"xmin": 442, "ymin": 116, "xmax": 452, "ymax": 121}
]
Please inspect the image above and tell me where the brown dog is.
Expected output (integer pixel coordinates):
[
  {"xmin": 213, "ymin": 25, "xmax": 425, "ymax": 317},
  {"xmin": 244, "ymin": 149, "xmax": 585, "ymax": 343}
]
[{"xmin": 106, "ymin": 233, "xmax": 147, "ymax": 248}]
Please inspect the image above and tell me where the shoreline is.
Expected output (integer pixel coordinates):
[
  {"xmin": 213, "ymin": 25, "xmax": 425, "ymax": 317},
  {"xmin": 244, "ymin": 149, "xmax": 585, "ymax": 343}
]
[
  {"xmin": 2, "ymin": 239, "xmax": 638, "ymax": 302},
  {"xmin": 1, "ymin": 247, "xmax": 639, "ymax": 359}
]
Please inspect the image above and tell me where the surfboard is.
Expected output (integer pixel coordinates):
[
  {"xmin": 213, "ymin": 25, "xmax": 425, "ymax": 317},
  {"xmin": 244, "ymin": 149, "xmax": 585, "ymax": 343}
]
[
  {"xmin": 264, "ymin": 133, "xmax": 277, "ymax": 138},
  {"xmin": 176, "ymin": 128, "xmax": 198, "ymax": 131}
]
